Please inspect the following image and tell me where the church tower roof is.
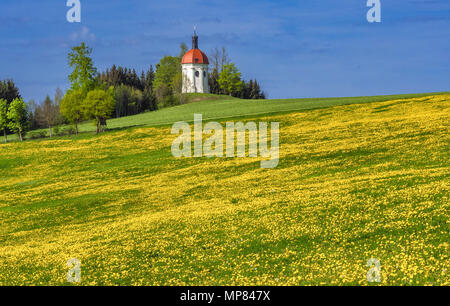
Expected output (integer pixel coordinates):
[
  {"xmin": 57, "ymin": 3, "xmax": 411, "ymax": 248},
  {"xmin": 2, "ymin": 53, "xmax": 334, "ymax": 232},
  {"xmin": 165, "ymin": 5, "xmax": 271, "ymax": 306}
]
[{"xmin": 181, "ymin": 28, "xmax": 209, "ymax": 65}]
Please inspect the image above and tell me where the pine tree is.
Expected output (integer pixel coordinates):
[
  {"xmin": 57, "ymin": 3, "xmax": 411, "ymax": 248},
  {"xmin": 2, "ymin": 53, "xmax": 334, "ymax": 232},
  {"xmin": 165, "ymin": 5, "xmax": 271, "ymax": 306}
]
[
  {"xmin": 0, "ymin": 79, "xmax": 21, "ymax": 105},
  {"xmin": 208, "ymin": 69, "xmax": 221, "ymax": 95}
]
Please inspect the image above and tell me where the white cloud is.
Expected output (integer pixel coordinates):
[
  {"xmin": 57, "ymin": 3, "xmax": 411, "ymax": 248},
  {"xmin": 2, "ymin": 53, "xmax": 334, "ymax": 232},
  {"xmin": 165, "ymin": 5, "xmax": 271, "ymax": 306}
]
[{"xmin": 70, "ymin": 26, "xmax": 96, "ymax": 41}]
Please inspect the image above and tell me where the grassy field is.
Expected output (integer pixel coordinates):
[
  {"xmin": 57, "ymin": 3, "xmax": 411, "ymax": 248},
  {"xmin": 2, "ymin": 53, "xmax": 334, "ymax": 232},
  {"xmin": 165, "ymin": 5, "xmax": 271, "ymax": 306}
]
[
  {"xmin": 0, "ymin": 93, "xmax": 448, "ymax": 285},
  {"xmin": 11, "ymin": 91, "xmax": 449, "ymax": 141}
]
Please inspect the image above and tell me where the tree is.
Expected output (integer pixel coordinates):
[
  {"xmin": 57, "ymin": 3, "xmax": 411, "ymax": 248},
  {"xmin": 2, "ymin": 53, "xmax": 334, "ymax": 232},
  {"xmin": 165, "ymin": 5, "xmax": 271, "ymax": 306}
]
[
  {"xmin": 143, "ymin": 66, "xmax": 155, "ymax": 90},
  {"xmin": 179, "ymin": 42, "xmax": 188, "ymax": 59},
  {"xmin": 218, "ymin": 63, "xmax": 244, "ymax": 96},
  {"xmin": 142, "ymin": 66, "xmax": 157, "ymax": 111},
  {"xmin": 99, "ymin": 65, "xmax": 155, "ymax": 116},
  {"xmin": 172, "ymin": 72, "xmax": 183, "ymax": 95},
  {"xmin": 53, "ymin": 88, "xmax": 65, "ymax": 125},
  {"xmin": 153, "ymin": 56, "xmax": 180, "ymax": 92},
  {"xmin": 208, "ymin": 69, "xmax": 221, "ymax": 95},
  {"xmin": 0, "ymin": 79, "xmax": 21, "ymax": 105},
  {"xmin": 54, "ymin": 88, "xmax": 64, "ymax": 107},
  {"xmin": 210, "ymin": 47, "xmax": 221, "ymax": 73},
  {"xmin": 143, "ymin": 86, "xmax": 157, "ymax": 111},
  {"xmin": 209, "ymin": 47, "xmax": 229, "ymax": 95},
  {"xmin": 38, "ymin": 95, "xmax": 59, "ymax": 137},
  {"xmin": 114, "ymin": 85, "xmax": 131, "ymax": 118},
  {"xmin": 68, "ymin": 42, "xmax": 97, "ymax": 91},
  {"xmin": 0, "ymin": 99, "xmax": 8, "ymax": 143},
  {"xmin": 83, "ymin": 88, "xmax": 115, "ymax": 134},
  {"xmin": 210, "ymin": 46, "xmax": 229, "ymax": 74},
  {"xmin": 113, "ymin": 85, "xmax": 148, "ymax": 118},
  {"xmin": 208, "ymin": 47, "xmax": 266, "ymax": 98},
  {"xmin": 7, "ymin": 98, "xmax": 29, "ymax": 142},
  {"xmin": 60, "ymin": 89, "xmax": 85, "ymax": 135},
  {"xmin": 154, "ymin": 84, "xmax": 176, "ymax": 108},
  {"xmin": 219, "ymin": 47, "xmax": 229, "ymax": 72},
  {"xmin": 153, "ymin": 56, "xmax": 181, "ymax": 106},
  {"xmin": 250, "ymin": 80, "xmax": 266, "ymax": 99},
  {"xmin": 131, "ymin": 87, "xmax": 144, "ymax": 114}
]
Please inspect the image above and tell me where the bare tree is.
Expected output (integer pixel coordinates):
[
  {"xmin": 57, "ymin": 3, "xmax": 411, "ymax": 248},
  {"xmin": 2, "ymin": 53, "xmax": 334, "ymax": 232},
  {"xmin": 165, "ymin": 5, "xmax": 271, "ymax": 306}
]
[
  {"xmin": 220, "ymin": 46, "xmax": 229, "ymax": 72},
  {"xmin": 54, "ymin": 88, "xmax": 64, "ymax": 107},
  {"xmin": 211, "ymin": 47, "xmax": 221, "ymax": 73},
  {"xmin": 210, "ymin": 46, "xmax": 229, "ymax": 73},
  {"xmin": 38, "ymin": 95, "xmax": 59, "ymax": 137}
]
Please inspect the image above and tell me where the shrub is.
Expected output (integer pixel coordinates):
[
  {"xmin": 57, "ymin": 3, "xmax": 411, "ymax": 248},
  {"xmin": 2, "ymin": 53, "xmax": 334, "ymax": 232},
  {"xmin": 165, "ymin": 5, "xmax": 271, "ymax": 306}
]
[
  {"xmin": 53, "ymin": 126, "xmax": 61, "ymax": 135},
  {"xmin": 60, "ymin": 126, "xmax": 76, "ymax": 136},
  {"xmin": 29, "ymin": 131, "xmax": 47, "ymax": 139}
]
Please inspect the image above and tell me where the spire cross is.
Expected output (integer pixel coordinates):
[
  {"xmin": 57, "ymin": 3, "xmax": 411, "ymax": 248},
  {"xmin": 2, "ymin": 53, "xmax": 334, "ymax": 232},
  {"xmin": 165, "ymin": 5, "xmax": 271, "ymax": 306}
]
[{"xmin": 192, "ymin": 25, "xmax": 199, "ymax": 49}]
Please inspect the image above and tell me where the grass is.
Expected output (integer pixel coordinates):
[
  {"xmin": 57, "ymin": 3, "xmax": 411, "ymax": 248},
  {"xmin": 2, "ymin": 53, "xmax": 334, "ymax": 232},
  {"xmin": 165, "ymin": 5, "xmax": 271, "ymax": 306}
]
[
  {"xmin": 61, "ymin": 91, "xmax": 450, "ymax": 132},
  {"xmin": 0, "ymin": 93, "xmax": 448, "ymax": 285},
  {"xmin": 9, "ymin": 91, "xmax": 449, "ymax": 141}
]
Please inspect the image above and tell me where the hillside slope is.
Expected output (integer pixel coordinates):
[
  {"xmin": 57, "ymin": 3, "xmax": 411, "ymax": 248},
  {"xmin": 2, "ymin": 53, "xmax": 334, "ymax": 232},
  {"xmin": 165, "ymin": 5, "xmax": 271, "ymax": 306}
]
[
  {"xmin": 15, "ymin": 92, "xmax": 449, "ymax": 140},
  {"xmin": 0, "ymin": 94, "xmax": 448, "ymax": 285},
  {"xmin": 76, "ymin": 92, "xmax": 450, "ymax": 132}
]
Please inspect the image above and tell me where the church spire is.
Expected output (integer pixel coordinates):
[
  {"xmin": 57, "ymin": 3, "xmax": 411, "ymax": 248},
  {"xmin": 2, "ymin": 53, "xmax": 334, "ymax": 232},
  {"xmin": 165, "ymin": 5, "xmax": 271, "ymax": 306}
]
[{"xmin": 192, "ymin": 25, "xmax": 199, "ymax": 49}]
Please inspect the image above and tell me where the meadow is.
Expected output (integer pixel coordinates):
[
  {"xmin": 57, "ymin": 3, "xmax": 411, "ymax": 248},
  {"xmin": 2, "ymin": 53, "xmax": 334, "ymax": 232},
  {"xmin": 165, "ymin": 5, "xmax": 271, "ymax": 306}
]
[
  {"xmin": 11, "ymin": 92, "xmax": 449, "ymax": 141},
  {"xmin": 0, "ymin": 93, "xmax": 448, "ymax": 285}
]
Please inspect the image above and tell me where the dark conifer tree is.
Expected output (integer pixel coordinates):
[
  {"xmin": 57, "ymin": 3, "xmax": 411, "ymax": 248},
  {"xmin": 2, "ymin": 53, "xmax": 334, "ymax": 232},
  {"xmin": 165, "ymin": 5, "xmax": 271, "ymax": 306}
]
[{"xmin": 0, "ymin": 79, "xmax": 21, "ymax": 105}]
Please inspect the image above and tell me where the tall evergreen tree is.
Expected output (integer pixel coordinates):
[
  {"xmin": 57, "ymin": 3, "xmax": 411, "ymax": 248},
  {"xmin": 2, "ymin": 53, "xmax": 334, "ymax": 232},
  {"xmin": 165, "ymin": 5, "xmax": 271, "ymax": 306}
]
[
  {"xmin": 209, "ymin": 69, "xmax": 221, "ymax": 95},
  {"xmin": 0, "ymin": 79, "xmax": 21, "ymax": 105}
]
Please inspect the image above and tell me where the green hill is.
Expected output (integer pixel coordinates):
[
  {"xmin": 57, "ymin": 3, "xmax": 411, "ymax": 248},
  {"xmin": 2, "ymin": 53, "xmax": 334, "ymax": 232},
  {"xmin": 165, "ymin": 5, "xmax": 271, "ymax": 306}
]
[
  {"xmin": 0, "ymin": 93, "xmax": 448, "ymax": 285},
  {"xmin": 13, "ymin": 92, "xmax": 449, "ymax": 141},
  {"xmin": 65, "ymin": 92, "xmax": 450, "ymax": 132}
]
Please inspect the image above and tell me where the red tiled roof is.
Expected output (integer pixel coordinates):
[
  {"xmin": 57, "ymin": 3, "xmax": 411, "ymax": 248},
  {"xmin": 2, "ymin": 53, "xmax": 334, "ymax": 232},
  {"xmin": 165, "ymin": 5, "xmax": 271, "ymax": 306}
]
[{"xmin": 181, "ymin": 49, "xmax": 209, "ymax": 65}]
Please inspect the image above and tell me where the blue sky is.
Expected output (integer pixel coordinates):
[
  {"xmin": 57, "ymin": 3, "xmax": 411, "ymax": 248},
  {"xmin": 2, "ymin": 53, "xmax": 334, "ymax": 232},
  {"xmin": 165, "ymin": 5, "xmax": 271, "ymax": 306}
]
[{"xmin": 1, "ymin": 0, "xmax": 449, "ymax": 102}]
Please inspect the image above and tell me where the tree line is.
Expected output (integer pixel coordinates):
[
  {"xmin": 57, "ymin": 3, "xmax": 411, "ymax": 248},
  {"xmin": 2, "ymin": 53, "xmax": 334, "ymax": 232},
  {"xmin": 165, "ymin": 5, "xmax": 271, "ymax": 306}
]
[
  {"xmin": 99, "ymin": 65, "xmax": 157, "ymax": 117},
  {"xmin": 208, "ymin": 47, "xmax": 266, "ymax": 99},
  {"xmin": 0, "ymin": 42, "xmax": 266, "ymax": 142}
]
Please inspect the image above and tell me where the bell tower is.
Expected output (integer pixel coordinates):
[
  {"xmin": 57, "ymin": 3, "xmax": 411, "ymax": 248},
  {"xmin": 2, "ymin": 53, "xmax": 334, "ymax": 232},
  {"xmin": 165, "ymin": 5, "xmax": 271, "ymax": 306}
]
[{"xmin": 181, "ymin": 28, "xmax": 210, "ymax": 94}]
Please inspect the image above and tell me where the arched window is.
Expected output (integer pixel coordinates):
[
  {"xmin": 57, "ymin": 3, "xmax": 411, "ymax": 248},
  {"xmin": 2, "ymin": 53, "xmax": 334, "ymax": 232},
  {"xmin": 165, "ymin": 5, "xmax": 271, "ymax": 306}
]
[
  {"xmin": 195, "ymin": 71, "xmax": 200, "ymax": 77},
  {"xmin": 203, "ymin": 71, "xmax": 206, "ymax": 77}
]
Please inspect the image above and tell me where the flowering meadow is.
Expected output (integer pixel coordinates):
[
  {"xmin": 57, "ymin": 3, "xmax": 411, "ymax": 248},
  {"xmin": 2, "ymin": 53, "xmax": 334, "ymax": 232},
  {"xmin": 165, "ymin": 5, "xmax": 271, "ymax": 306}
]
[{"xmin": 0, "ymin": 94, "xmax": 448, "ymax": 285}]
